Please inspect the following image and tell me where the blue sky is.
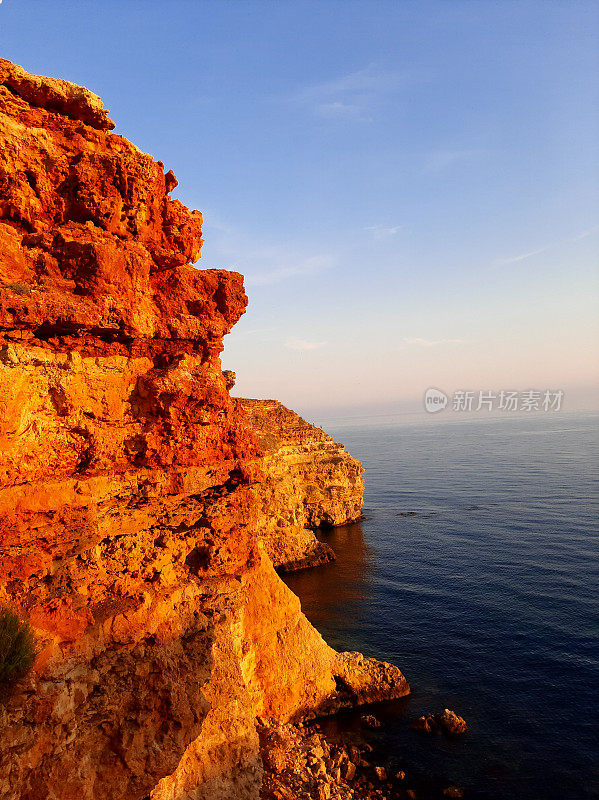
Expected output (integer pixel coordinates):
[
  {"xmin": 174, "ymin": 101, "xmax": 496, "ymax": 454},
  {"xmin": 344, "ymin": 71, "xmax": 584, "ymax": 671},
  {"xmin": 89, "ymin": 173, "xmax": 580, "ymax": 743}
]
[{"xmin": 1, "ymin": 0, "xmax": 598, "ymax": 417}]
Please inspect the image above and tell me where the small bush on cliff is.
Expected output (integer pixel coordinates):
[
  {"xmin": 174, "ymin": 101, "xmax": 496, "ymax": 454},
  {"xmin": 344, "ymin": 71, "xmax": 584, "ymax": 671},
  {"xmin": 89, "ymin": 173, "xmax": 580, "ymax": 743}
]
[
  {"xmin": 3, "ymin": 282, "xmax": 33, "ymax": 295},
  {"xmin": 0, "ymin": 607, "xmax": 36, "ymax": 686}
]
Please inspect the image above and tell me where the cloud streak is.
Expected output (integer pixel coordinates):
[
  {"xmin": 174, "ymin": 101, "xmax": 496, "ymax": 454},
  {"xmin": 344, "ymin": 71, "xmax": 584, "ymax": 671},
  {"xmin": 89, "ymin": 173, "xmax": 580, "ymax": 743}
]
[
  {"xmin": 248, "ymin": 254, "xmax": 334, "ymax": 286},
  {"xmin": 242, "ymin": 327, "xmax": 276, "ymax": 336},
  {"xmin": 364, "ymin": 224, "xmax": 402, "ymax": 240},
  {"xmin": 285, "ymin": 338, "xmax": 326, "ymax": 351},
  {"xmin": 201, "ymin": 217, "xmax": 336, "ymax": 286},
  {"xmin": 423, "ymin": 148, "xmax": 484, "ymax": 174},
  {"xmin": 496, "ymin": 224, "xmax": 599, "ymax": 266},
  {"xmin": 402, "ymin": 337, "xmax": 465, "ymax": 347},
  {"xmin": 290, "ymin": 63, "xmax": 406, "ymax": 120}
]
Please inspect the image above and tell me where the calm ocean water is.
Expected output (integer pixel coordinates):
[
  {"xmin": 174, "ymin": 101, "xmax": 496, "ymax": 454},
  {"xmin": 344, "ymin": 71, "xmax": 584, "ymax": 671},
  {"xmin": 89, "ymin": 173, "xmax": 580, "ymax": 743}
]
[{"xmin": 284, "ymin": 412, "xmax": 599, "ymax": 800}]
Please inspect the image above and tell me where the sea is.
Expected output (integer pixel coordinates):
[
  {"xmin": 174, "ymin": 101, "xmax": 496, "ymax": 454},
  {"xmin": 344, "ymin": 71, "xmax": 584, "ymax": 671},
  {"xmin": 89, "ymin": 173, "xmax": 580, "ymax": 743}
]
[{"xmin": 284, "ymin": 411, "xmax": 599, "ymax": 800}]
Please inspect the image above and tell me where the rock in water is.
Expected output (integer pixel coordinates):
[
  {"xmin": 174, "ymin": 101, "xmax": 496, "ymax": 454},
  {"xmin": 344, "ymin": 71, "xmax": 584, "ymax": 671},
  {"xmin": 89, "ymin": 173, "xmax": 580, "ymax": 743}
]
[
  {"xmin": 360, "ymin": 714, "xmax": 382, "ymax": 729},
  {"xmin": 412, "ymin": 708, "xmax": 468, "ymax": 736},
  {"xmin": 438, "ymin": 708, "xmax": 468, "ymax": 735},
  {"xmin": 443, "ymin": 787, "xmax": 465, "ymax": 798}
]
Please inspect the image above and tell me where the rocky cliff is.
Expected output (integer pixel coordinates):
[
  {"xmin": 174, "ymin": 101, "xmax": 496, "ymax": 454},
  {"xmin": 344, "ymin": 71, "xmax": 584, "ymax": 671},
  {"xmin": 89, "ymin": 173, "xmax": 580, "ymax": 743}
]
[
  {"xmin": 240, "ymin": 399, "xmax": 364, "ymax": 571},
  {"xmin": 0, "ymin": 59, "xmax": 408, "ymax": 800}
]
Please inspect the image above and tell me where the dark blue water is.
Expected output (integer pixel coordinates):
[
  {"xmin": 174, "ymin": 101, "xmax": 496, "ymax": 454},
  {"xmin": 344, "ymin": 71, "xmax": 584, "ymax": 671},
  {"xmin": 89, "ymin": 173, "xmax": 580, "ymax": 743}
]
[{"xmin": 284, "ymin": 412, "xmax": 599, "ymax": 800}]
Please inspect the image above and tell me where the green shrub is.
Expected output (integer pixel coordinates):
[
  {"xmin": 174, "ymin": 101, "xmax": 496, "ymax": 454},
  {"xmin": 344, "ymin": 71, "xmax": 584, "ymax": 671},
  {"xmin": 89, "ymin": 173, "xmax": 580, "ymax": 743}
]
[
  {"xmin": 3, "ymin": 282, "xmax": 32, "ymax": 295},
  {"xmin": 0, "ymin": 607, "xmax": 36, "ymax": 685}
]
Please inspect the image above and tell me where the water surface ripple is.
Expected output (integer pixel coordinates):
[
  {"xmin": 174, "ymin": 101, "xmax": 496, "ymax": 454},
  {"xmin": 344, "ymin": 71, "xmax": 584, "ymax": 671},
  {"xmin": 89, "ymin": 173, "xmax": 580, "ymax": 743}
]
[{"xmin": 285, "ymin": 413, "xmax": 599, "ymax": 799}]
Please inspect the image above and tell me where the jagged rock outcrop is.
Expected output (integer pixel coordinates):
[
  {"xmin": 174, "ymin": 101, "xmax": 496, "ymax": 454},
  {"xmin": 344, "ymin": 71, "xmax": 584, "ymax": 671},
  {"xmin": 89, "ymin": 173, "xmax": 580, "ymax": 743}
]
[
  {"xmin": 240, "ymin": 400, "xmax": 364, "ymax": 571},
  {"xmin": 259, "ymin": 720, "xmax": 414, "ymax": 800},
  {"xmin": 412, "ymin": 709, "xmax": 468, "ymax": 736},
  {"xmin": 0, "ymin": 60, "xmax": 408, "ymax": 800}
]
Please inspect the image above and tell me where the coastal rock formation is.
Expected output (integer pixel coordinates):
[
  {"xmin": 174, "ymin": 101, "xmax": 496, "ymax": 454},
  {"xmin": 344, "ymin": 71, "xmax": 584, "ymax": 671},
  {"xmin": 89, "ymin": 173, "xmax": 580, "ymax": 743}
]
[
  {"xmin": 259, "ymin": 721, "xmax": 407, "ymax": 800},
  {"xmin": 0, "ymin": 59, "xmax": 408, "ymax": 800},
  {"xmin": 412, "ymin": 709, "xmax": 468, "ymax": 736},
  {"xmin": 240, "ymin": 400, "xmax": 364, "ymax": 571}
]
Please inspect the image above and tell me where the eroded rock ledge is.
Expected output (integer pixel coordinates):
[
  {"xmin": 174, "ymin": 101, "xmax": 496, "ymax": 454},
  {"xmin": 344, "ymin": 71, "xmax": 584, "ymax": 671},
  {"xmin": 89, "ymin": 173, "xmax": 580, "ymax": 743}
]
[
  {"xmin": 0, "ymin": 59, "xmax": 408, "ymax": 800},
  {"xmin": 240, "ymin": 399, "xmax": 364, "ymax": 572}
]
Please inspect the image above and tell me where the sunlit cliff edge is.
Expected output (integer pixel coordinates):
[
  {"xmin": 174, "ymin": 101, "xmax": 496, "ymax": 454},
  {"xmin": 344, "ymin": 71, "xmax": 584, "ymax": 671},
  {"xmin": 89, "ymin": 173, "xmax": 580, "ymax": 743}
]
[{"xmin": 0, "ymin": 59, "xmax": 408, "ymax": 800}]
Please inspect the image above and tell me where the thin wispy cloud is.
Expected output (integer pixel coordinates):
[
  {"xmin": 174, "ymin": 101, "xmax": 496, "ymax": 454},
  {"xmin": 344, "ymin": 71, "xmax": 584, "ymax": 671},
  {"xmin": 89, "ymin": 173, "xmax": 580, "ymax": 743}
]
[
  {"xmin": 242, "ymin": 327, "xmax": 277, "ymax": 336},
  {"xmin": 498, "ymin": 247, "xmax": 549, "ymax": 265},
  {"xmin": 248, "ymin": 254, "xmax": 334, "ymax": 286},
  {"xmin": 496, "ymin": 225, "xmax": 599, "ymax": 266},
  {"xmin": 316, "ymin": 101, "xmax": 367, "ymax": 120},
  {"xmin": 201, "ymin": 217, "xmax": 336, "ymax": 286},
  {"xmin": 569, "ymin": 224, "xmax": 599, "ymax": 242},
  {"xmin": 423, "ymin": 149, "xmax": 483, "ymax": 174},
  {"xmin": 290, "ymin": 63, "xmax": 406, "ymax": 120},
  {"xmin": 402, "ymin": 337, "xmax": 465, "ymax": 347},
  {"xmin": 285, "ymin": 338, "xmax": 327, "ymax": 351},
  {"xmin": 364, "ymin": 224, "xmax": 402, "ymax": 240}
]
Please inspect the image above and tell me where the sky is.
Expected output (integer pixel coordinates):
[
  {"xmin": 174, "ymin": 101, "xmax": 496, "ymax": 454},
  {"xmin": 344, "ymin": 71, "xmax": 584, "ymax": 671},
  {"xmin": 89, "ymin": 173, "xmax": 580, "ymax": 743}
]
[{"xmin": 1, "ymin": 0, "xmax": 598, "ymax": 419}]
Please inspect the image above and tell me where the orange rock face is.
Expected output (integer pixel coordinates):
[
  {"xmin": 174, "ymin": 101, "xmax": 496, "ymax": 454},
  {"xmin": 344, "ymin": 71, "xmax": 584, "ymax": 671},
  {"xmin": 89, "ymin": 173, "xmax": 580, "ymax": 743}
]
[
  {"xmin": 0, "ymin": 60, "xmax": 408, "ymax": 800},
  {"xmin": 240, "ymin": 399, "xmax": 364, "ymax": 571}
]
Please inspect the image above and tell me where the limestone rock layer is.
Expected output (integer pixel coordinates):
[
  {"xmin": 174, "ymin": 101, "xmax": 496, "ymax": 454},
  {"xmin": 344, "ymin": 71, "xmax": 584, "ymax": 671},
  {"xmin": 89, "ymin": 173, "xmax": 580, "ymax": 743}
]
[
  {"xmin": 0, "ymin": 60, "xmax": 408, "ymax": 800},
  {"xmin": 240, "ymin": 399, "xmax": 364, "ymax": 571}
]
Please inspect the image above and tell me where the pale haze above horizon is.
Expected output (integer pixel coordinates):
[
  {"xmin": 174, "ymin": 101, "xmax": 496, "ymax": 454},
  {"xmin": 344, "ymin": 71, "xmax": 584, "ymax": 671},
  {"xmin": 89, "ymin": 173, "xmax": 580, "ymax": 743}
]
[{"xmin": 1, "ymin": 0, "xmax": 598, "ymax": 419}]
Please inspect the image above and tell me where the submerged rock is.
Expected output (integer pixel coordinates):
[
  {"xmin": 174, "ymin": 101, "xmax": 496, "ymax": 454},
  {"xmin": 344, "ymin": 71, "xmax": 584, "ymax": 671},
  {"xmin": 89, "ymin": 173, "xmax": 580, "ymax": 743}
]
[{"xmin": 443, "ymin": 787, "xmax": 465, "ymax": 798}]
